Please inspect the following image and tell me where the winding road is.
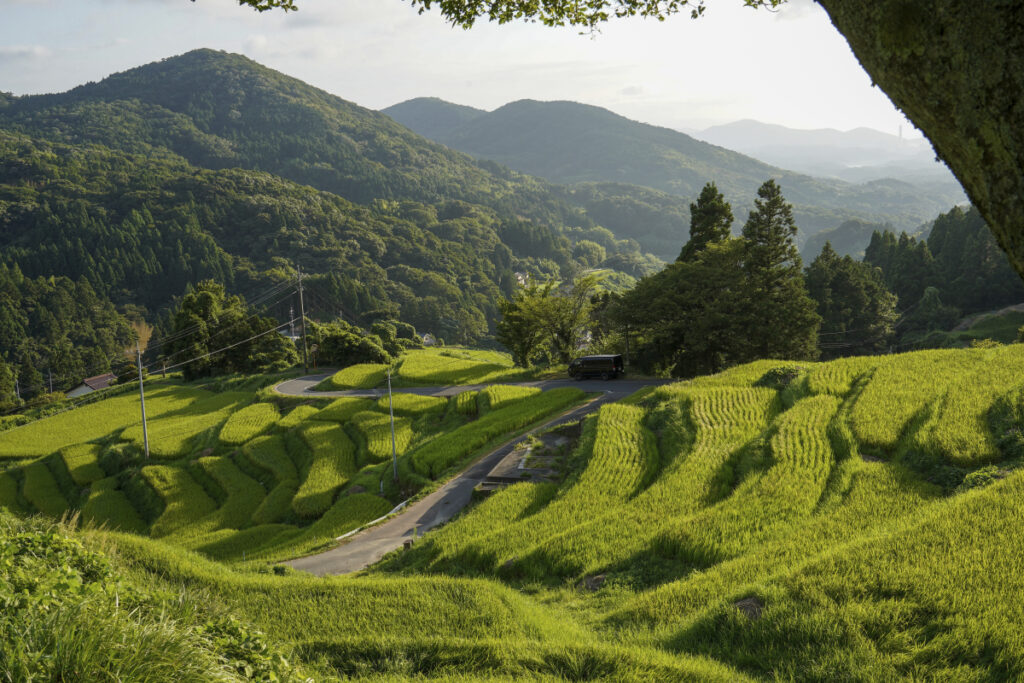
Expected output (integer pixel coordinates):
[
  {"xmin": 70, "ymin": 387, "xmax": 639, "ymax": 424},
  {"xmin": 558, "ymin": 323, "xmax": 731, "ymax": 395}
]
[{"xmin": 274, "ymin": 373, "xmax": 669, "ymax": 576}]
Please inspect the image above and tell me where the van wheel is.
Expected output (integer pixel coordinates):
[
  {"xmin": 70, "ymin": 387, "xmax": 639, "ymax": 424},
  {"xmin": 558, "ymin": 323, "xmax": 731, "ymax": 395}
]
[{"xmin": 601, "ymin": 371, "xmax": 611, "ymax": 381}]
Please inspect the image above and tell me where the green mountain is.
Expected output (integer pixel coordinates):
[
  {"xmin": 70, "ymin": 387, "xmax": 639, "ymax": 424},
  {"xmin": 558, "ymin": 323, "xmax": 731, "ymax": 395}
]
[
  {"xmin": 383, "ymin": 97, "xmax": 964, "ymax": 242},
  {"xmin": 381, "ymin": 96, "xmax": 486, "ymax": 141},
  {"xmin": 0, "ymin": 50, "xmax": 667, "ymax": 364}
]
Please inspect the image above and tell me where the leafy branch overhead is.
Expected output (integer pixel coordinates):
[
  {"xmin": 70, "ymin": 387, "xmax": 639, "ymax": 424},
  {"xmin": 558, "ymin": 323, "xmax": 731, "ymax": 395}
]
[{"xmin": 234, "ymin": 0, "xmax": 784, "ymax": 25}]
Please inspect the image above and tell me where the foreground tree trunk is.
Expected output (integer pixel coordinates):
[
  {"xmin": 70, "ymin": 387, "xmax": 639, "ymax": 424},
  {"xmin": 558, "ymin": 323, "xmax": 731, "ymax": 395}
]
[{"xmin": 816, "ymin": 1, "xmax": 1024, "ymax": 279}]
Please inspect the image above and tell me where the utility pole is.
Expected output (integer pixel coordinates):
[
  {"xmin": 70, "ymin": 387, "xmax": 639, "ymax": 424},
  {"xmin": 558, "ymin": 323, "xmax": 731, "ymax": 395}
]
[
  {"xmin": 297, "ymin": 268, "xmax": 309, "ymax": 375},
  {"xmin": 136, "ymin": 341, "xmax": 150, "ymax": 460},
  {"xmin": 388, "ymin": 367, "xmax": 398, "ymax": 483},
  {"xmin": 14, "ymin": 379, "xmax": 19, "ymax": 402},
  {"xmin": 48, "ymin": 369, "xmax": 52, "ymax": 394}
]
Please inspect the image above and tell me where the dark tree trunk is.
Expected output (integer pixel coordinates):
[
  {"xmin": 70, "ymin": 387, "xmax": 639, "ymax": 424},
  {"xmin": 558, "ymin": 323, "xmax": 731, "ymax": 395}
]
[{"xmin": 816, "ymin": 1, "xmax": 1024, "ymax": 279}]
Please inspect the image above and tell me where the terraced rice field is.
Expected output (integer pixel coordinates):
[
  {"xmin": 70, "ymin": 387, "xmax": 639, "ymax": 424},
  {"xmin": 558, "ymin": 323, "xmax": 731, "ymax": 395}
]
[{"xmin": 7, "ymin": 346, "xmax": 1024, "ymax": 682}]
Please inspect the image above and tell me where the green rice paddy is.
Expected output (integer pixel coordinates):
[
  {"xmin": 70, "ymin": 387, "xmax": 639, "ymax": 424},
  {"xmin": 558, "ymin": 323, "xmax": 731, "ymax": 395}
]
[{"xmin": 4, "ymin": 345, "xmax": 1024, "ymax": 680}]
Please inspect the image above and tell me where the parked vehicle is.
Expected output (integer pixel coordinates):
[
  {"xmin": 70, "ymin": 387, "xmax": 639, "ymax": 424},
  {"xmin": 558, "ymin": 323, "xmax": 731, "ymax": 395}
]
[{"xmin": 568, "ymin": 354, "xmax": 624, "ymax": 380}]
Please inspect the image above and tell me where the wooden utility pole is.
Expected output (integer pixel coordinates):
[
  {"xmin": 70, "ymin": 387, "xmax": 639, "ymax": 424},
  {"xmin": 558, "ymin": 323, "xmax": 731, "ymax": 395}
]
[
  {"xmin": 297, "ymin": 268, "xmax": 309, "ymax": 374},
  {"xmin": 388, "ymin": 367, "xmax": 398, "ymax": 483},
  {"xmin": 136, "ymin": 341, "xmax": 150, "ymax": 459}
]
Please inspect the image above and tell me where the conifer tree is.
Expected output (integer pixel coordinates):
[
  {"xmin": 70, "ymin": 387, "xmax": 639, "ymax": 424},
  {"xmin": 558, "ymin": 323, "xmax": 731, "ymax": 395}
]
[
  {"xmin": 739, "ymin": 179, "xmax": 819, "ymax": 360},
  {"xmin": 805, "ymin": 242, "xmax": 898, "ymax": 359},
  {"xmin": 678, "ymin": 182, "xmax": 733, "ymax": 262}
]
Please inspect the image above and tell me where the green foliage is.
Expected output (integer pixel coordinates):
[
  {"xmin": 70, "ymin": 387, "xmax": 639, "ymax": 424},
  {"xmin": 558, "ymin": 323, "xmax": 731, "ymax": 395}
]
[
  {"xmin": 251, "ymin": 482, "xmax": 298, "ymax": 526},
  {"xmin": 454, "ymin": 390, "xmax": 479, "ymax": 416},
  {"xmin": 218, "ymin": 402, "xmax": 279, "ymax": 445},
  {"xmin": 243, "ymin": 435, "xmax": 298, "ymax": 483},
  {"xmin": 805, "ymin": 242, "xmax": 898, "ymax": 358},
  {"xmin": 0, "ymin": 512, "xmax": 302, "ymax": 681},
  {"xmin": 496, "ymin": 275, "xmax": 602, "ymax": 366},
  {"xmin": 122, "ymin": 391, "xmax": 251, "ymax": 458},
  {"xmin": 617, "ymin": 181, "xmax": 819, "ymax": 377},
  {"xmin": 678, "ymin": 181, "xmax": 733, "ymax": 262},
  {"xmin": 163, "ymin": 280, "xmax": 298, "ymax": 381},
  {"xmin": 0, "ymin": 383, "xmax": 211, "ymax": 460}
]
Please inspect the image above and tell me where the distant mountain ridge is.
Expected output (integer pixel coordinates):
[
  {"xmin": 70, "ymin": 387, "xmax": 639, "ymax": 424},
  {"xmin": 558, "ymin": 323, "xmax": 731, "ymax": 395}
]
[
  {"xmin": 694, "ymin": 119, "xmax": 963, "ymax": 190},
  {"xmin": 383, "ymin": 97, "xmax": 965, "ymax": 242}
]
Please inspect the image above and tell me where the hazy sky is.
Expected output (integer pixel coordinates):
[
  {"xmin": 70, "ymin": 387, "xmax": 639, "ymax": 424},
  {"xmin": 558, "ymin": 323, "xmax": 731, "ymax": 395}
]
[{"xmin": 1, "ymin": 0, "xmax": 920, "ymax": 135}]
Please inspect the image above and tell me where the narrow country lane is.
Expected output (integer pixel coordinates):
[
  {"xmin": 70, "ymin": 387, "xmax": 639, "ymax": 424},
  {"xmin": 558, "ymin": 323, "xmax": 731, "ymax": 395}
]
[{"xmin": 278, "ymin": 373, "xmax": 669, "ymax": 576}]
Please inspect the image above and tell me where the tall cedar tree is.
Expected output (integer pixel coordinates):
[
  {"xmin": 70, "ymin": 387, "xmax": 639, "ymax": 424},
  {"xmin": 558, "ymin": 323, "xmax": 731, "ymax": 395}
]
[
  {"xmin": 678, "ymin": 182, "xmax": 733, "ymax": 262},
  {"xmin": 740, "ymin": 180, "xmax": 819, "ymax": 361},
  {"xmin": 805, "ymin": 242, "xmax": 898, "ymax": 359}
]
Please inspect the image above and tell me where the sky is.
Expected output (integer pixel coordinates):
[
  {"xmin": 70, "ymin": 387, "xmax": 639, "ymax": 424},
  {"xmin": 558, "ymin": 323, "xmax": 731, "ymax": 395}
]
[{"xmin": 0, "ymin": 0, "xmax": 921, "ymax": 136}]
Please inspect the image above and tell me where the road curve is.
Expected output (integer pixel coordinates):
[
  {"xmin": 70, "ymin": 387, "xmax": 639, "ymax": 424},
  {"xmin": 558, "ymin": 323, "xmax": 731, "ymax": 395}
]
[
  {"xmin": 281, "ymin": 373, "xmax": 669, "ymax": 576},
  {"xmin": 273, "ymin": 373, "xmax": 665, "ymax": 400}
]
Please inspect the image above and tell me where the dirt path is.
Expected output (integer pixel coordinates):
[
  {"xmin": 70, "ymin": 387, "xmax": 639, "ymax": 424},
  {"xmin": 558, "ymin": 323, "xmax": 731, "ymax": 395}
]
[{"xmin": 283, "ymin": 376, "xmax": 667, "ymax": 576}]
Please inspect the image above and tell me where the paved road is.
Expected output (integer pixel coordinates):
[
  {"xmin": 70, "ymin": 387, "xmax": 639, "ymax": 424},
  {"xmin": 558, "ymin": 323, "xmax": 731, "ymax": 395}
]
[
  {"xmin": 274, "ymin": 373, "xmax": 664, "ymax": 400},
  {"xmin": 281, "ymin": 373, "xmax": 669, "ymax": 576}
]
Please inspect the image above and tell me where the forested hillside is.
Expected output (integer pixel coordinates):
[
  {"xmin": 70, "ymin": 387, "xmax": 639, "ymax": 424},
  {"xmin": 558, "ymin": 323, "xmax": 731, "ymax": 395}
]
[
  {"xmin": 0, "ymin": 50, "xmax": 670, "ymax": 394},
  {"xmin": 383, "ymin": 97, "xmax": 964, "ymax": 246}
]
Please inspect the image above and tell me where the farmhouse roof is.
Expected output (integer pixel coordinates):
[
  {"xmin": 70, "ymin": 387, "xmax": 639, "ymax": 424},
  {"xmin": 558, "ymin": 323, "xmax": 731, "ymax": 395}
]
[{"xmin": 82, "ymin": 373, "xmax": 116, "ymax": 391}]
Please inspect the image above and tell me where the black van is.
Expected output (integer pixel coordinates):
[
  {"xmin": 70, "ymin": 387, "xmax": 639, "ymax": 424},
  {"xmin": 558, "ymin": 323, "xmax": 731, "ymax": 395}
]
[{"xmin": 568, "ymin": 354, "xmax": 624, "ymax": 380}]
